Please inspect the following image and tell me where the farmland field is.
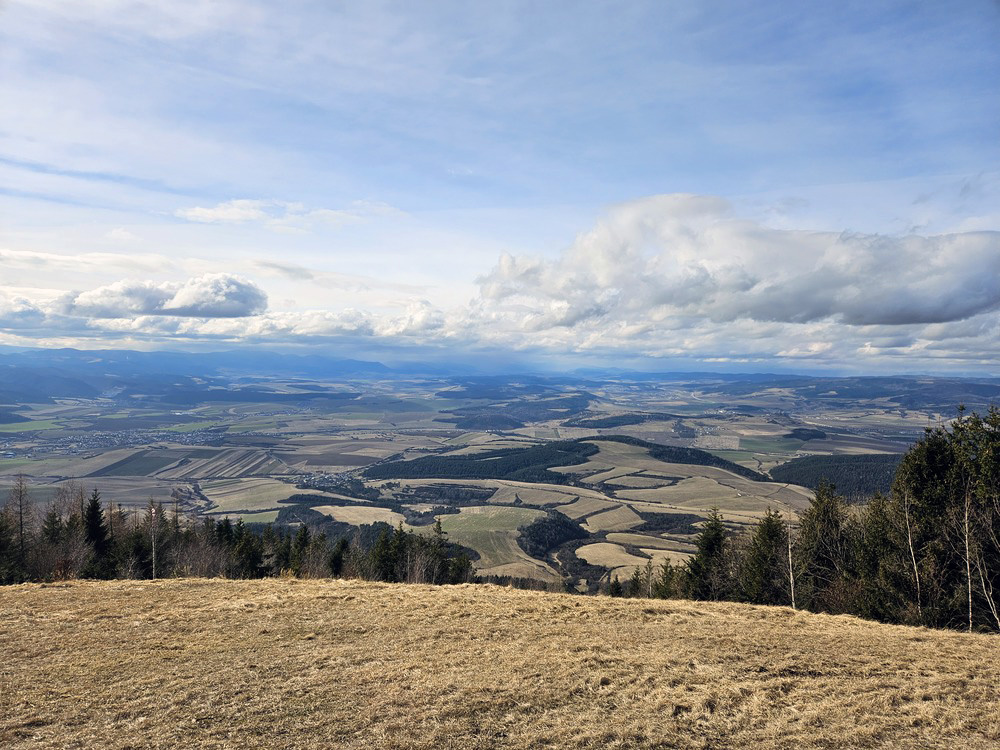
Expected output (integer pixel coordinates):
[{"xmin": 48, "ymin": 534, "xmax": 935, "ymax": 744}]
[
  {"xmin": 437, "ymin": 506, "xmax": 559, "ymax": 581},
  {"xmin": 582, "ymin": 504, "xmax": 643, "ymax": 533},
  {"xmin": 313, "ymin": 505, "xmax": 405, "ymax": 526},
  {"xmin": 576, "ymin": 542, "xmax": 649, "ymax": 574},
  {"xmin": 1, "ymin": 368, "xmax": 964, "ymax": 587},
  {"xmin": 200, "ymin": 478, "xmax": 342, "ymax": 513}
]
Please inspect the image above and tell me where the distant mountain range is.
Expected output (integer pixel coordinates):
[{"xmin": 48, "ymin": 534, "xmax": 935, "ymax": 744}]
[{"xmin": 0, "ymin": 346, "xmax": 998, "ymax": 411}]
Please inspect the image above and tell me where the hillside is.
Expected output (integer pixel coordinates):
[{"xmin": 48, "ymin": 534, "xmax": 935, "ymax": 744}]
[{"xmin": 3, "ymin": 579, "xmax": 998, "ymax": 749}]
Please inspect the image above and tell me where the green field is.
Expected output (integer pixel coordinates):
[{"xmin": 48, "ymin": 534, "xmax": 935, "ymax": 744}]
[
  {"xmin": 89, "ymin": 452, "xmax": 180, "ymax": 477},
  {"xmin": 435, "ymin": 505, "xmax": 558, "ymax": 580},
  {"xmin": 165, "ymin": 421, "xmax": 220, "ymax": 432},
  {"xmin": 0, "ymin": 420, "xmax": 62, "ymax": 433}
]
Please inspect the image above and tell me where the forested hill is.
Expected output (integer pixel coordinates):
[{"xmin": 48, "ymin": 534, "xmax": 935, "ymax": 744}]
[
  {"xmin": 593, "ymin": 435, "xmax": 768, "ymax": 481},
  {"xmin": 769, "ymin": 454, "xmax": 904, "ymax": 501},
  {"xmin": 364, "ymin": 440, "xmax": 599, "ymax": 483},
  {"xmin": 364, "ymin": 436, "xmax": 766, "ymax": 483}
]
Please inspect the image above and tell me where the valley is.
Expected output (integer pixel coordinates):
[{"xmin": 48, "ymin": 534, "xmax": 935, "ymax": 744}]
[{"xmin": 4, "ymin": 351, "xmax": 992, "ymax": 589}]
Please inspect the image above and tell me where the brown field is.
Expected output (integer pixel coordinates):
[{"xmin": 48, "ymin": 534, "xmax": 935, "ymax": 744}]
[
  {"xmin": 313, "ymin": 505, "xmax": 405, "ymax": 526},
  {"xmin": 605, "ymin": 532, "xmax": 696, "ymax": 552},
  {"xmin": 582, "ymin": 504, "xmax": 643, "ymax": 533},
  {"xmin": 576, "ymin": 541, "xmax": 649, "ymax": 570},
  {"xmin": 156, "ymin": 448, "xmax": 292, "ymax": 480},
  {"xmin": 200, "ymin": 478, "xmax": 345, "ymax": 513},
  {"xmin": 4, "ymin": 579, "xmax": 998, "ymax": 749},
  {"xmin": 382, "ymin": 478, "xmax": 611, "ymax": 507},
  {"xmin": 547, "ymin": 440, "xmax": 813, "ymax": 524},
  {"xmin": 553, "ymin": 496, "xmax": 618, "ymax": 519}
]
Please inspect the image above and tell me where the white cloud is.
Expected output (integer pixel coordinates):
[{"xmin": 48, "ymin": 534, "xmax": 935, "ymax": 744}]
[
  {"xmin": 0, "ymin": 248, "xmax": 173, "ymax": 274},
  {"xmin": 175, "ymin": 199, "xmax": 272, "ymax": 224},
  {"xmin": 64, "ymin": 273, "xmax": 267, "ymax": 318},
  {"xmin": 477, "ymin": 194, "xmax": 1000, "ymax": 329},
  {"xmin": 174, "ymin": 199, "xmax": 393, "ymax": 232},
  {"xmin": 0, "ymin": 294, "xmax": 48, "ymax": 329},
  {"xmin": 105, "ymin": 227, "xmax": 138, "ymax": 241},
  {"xmin": 1, "ymin": 194, "xmax": 998, "ymax": 373}
]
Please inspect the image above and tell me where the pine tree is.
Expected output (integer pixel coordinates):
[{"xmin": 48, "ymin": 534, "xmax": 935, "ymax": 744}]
[
  {"xmin": 626, "ymin": 566, "xmax": 643, "ymax": 597},
  {"xmin": 291, "ymin": 524, "xmax": 312, "ymax": 576},
  {"xmin": 0, "ymin": 504, "xmax": 17, "ymax": 584},
  {"xmin": 653, "ymin": 560, "xmax": 676, "ymax": 599},
  {"xmin": 739, "ymin": 509, "xmax": 790, "ymax": 606},
  {"xmin": 82, "ymin": 488, "xmax": 113, "ymax": 579},
  {"xmin": 794, "ymin": 482, "xmax": 855, "ymax": 613},
  {"xmin": 329, "ymin": 537, "xmax": 349, "ymax": 576},
  {"xmin": 607, "ymin": 575, "xmax": 623, "ymax": 597},
  {"xmin": 41, "ymin": 505, "xmax": 64, "ymax": 545},
  {"xmin": 686, "ymin": 508, "xmax": 730, "ymax": 600}
]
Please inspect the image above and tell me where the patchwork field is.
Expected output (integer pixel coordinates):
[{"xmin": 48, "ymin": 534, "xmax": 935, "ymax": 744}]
[
  {"xmin": 6, "ymin": 578, "xmax": 997, "ymax": 749},
  {"xmin": 313, "ymin": 505, "xmax": 406, "ymax": 527},
  {"xmin": 581, "ymin": 504, "xmax": 643, "ymax": 533},
  {"xmin": 436, "ymin": 505, "xmax": 559, "ymax": 581},
  {"xmin": 156, "ymin": 449, "xmax": 292, "ymax": 480},
  {"xmin": 200, "ymin": 478, "xmax": 343, "ymax": 514},
  {"xmin": 556, "ymin": 441, "xmax": 813, "ymax": 523}
]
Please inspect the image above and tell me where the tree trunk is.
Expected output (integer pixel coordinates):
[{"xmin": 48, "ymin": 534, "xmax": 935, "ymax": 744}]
[
  {"xmin": 787, "ymin": 522, "xmax": 796, "ymax": 610},
  {"xmin": 965, "ymin": 489, "xmax": 973, "ymax": 633},
  {"xmin": 903, "ymin": 491, "xmax": 922, "ymax": 620}
]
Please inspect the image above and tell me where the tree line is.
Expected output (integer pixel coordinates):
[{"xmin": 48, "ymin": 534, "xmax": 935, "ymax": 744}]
[
  {"xmin": 0, "ymin": 481, "xmax": 471, "ymax": 586},
  {"xmin": 610, "ymin": 408, "xmax": 1000, "ymax": 632}
]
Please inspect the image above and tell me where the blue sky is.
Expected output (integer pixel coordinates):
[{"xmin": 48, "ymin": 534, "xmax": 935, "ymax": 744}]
[{"xmin": 1, "ymin": 1, "xmax": 998, "ymax": 372}]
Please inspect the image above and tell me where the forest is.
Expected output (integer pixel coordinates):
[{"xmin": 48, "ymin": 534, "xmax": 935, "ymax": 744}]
[{"xmin": 769, "ymin": 453, "xmax": 903, "ymax": 500}]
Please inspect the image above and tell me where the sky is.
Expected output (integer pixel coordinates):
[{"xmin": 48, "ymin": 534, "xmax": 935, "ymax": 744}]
[{"xmin": 1, "ymin": 0, "xmax": 999, "ymax": 373}]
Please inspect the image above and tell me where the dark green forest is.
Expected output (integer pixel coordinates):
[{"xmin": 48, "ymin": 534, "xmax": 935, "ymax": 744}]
[
  {"xmin": 363, "ymin": 440, "xmax": 600, "ymax": 483},
  {"xmin": 364, "ymin": 435, "xmax": 764, "ymax": 483},
  {"xmin": 769, "ymin": 453, "xmax": 903, "ymax": 501}
]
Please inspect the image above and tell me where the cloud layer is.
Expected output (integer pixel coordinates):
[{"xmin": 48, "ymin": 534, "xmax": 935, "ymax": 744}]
[
  {"xmin": 1, "ymin": 195, "xmax": 998, "ymax": 373},
  {"xmin": 62, "ymin": 273, "xmax": 268, "ymax": 318},
  {"xmin": 478, "ymin": 194, "xmax": 1000, "ymax": 328}
]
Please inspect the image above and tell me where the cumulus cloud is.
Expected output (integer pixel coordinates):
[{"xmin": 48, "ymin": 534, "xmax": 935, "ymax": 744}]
[
  {"xmin": 3, "ymin": 194, "xmax": 998, "ymax": 371},
  {"xmin": 63, "ymin": 273, "xmax": 268, "ymax": 318},
  {"xmin": 0, "ymin": 294, "xmax": 48, "ymax": 329},
  {"xmin": 478, "ymin": 194, "xmax": 1000, "ymax": 329}
]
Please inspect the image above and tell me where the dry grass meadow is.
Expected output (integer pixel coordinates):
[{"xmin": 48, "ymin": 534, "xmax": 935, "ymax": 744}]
[{"xmin": 2, "ymin": 578, "xmax": 999, "ymax": 749}]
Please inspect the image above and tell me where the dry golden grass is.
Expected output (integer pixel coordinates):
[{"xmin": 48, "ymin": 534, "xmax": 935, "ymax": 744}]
[
  {"xmin": 576, "ymin": 542, "xmax": 649, "ymax": 569},
  {"xmin": 582, "ymin": 504, "xmax": 644, "ymax": 533},
  {"xmin": 3, "ymin": 579, "xmax": 1000, "ymax": 749},
  {"xmin": 553, "ymin": 496, "xmax": 618, "ymax": 519},
  {"xmin": 313, "ymin": 505, "xmax": 406, "ymax": 526}
]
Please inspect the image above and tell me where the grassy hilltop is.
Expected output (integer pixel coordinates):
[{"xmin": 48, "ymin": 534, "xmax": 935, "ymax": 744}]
[{"xmin": 2, "ymin": 579, "xmax": 999, "ymax": 749}]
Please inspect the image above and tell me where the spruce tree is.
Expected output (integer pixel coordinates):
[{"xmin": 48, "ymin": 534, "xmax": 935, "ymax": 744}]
[
  {"xmin": 607, "ymin": 575, "xmax": 623, "ymax": 597},
  {"xmin": 0, "ymin": 505, "xmax": 17, "ymax": 584},
  {"xmin": 653, "ymin": 559, "xmax": 676, "ymax": 599},
  {"xmin": 329, "ymin": 537, "xmax": 349, "ymax": 577},
  {"xmin": 739, "ymin": 509, "xmax": 790, "ymax": 606},
  {"xmin": 794, "ymin": 482, "xmax": 855, "ymax": 613},
  {"xmin": 686, "ymin": 508, "xmax": 730, "ymax": 600},
  {"xmin": 82, "ymin": 489, "xmax": 112, "ymax": 579}
]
